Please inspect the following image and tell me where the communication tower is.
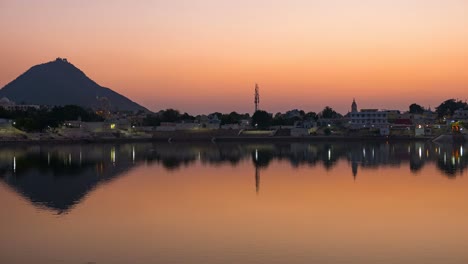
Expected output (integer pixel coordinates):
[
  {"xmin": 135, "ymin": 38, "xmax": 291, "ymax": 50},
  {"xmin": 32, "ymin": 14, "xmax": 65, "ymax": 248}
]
[{"xmin": 254, "ymin": 83, "xmax": 260, "ymax": 112}]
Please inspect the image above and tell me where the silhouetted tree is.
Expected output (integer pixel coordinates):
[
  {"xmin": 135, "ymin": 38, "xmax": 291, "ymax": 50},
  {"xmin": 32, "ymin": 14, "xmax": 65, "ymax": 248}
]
[
  {"xmin": 299, "ymin": 110, "xmax": 306, "ymax": 118},
  {"xmin": 181, "ymin": 112, "xmax": 195, "ymax": 121},
  {"xmin": 436, "ymin": 99, "xmax": 468, "ymax": 118},
  {"xmin": 7, "ymin": 105, "xmax": 103, "ymax": 132},
  {"xmin": 252, "ymin": 110, "xmax": 273, "ymax": 129},
  {"xmin": 272, "ymin": 112, "xmax": 285, "ymax": 126},
  {"xmin": 143, "ymin": 114, "xmax": 161, "ymax": 126},
  {"xmin": 220, "ymin": 112, "xmax": 244, "ymax": 125},
  {"xmin": 320, "ymin": 106, "xmax": 340, "ymax": 119},
  {"xmin": 161, "ymin": 109, "xmax": 181, "ymax": 122},
  {"xmin": 209, "ymin": 112, "xmax": 222, "ymax": 120},
  {"xmin": 409, "ymin": 103, "xmax": 425, "ymax": 114},
  {"xmin": 305, "ymin": 112, "xmax": 318, "ymax": 121}
]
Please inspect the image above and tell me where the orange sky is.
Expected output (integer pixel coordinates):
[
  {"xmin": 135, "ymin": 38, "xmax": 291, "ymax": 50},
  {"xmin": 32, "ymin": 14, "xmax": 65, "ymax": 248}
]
[{"xmin": 1, "ymin": 0, "xmax": 467, "ymax": 114}]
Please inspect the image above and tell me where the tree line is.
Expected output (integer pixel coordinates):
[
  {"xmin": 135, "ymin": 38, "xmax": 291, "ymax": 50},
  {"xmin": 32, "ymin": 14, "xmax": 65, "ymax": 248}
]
[
  {"xmin": 143, "ymin": 109, "xmax": 251, "ymax": 126},
  {"xmin": 0, "ymin": 105, "xmax": 103, "ymax": 132},
  {"xmin": 410, "ymin": 99, "xmax": 467, "ymax": 117},
  {"xmin": 142, "ymin": 106, "xmax": 342, "ymax": 129}
]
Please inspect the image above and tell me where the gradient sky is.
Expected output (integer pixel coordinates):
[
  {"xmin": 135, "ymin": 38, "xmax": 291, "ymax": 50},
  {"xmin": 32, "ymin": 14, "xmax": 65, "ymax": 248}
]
[{"xmin": 1, "ymin": 0, "xmax": 467, "ymax": 114}]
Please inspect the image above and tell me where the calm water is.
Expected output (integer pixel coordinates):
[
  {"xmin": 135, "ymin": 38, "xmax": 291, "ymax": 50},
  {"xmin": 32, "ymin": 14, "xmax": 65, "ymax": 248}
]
[{"xmin": 1, "ymin": 141, "xmax": 467, "ymax": 264}]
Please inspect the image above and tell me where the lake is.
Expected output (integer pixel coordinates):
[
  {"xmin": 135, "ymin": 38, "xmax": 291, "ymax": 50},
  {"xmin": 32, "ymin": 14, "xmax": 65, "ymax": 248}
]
[{"xmin": 1, "ymin": 141, "xmax": 467, "ymax": 264}]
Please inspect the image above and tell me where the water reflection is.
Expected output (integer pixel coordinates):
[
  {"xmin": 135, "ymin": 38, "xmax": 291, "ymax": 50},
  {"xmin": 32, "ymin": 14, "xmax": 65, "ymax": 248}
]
[
  {"xmin": 0, "ymin": 144, "xmax": 138, "ymax": 214},
  {"xmin": 0, "ymin": 141, "xmax": 466, "ymax": 214}
]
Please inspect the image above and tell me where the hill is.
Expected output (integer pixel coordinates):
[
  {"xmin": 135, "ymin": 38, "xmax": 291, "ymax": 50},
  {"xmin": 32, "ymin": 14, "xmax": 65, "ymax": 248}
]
[{"xmin": 0, "ymin": 58, "xmax": 149, "ymax": 112}]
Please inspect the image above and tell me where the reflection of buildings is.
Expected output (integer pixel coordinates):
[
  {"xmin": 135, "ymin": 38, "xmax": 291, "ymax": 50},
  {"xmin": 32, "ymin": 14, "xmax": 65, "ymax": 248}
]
[
  {"xmin": 435, "ymin": 144, "xmax": 466, "ymax": 177},
  {"xmin": 352, "ymin": 161, "xmax": 358, "ymax": 179},
  {"xmin": 0, "ymin": 141, "xmax": 466, "ymax": 214}
]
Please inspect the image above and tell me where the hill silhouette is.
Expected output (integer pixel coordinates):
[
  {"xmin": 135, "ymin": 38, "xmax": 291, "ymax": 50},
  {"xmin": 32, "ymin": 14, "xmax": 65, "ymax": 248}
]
[{"xmin": 0, "ymin": 58, "xmax": 149, "ymax": 112}]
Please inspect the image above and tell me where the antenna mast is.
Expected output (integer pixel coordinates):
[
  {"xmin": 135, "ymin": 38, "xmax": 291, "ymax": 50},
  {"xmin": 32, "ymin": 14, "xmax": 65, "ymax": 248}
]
[{"xmin": 254, "ymin": 83, "xmax": 260, "ymax": 112}]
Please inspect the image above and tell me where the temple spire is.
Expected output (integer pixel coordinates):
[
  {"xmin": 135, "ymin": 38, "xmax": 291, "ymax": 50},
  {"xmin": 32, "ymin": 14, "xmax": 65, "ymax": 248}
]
[{"xmin": 351, "ymin": 98, "xmax": 358, "ymax": 113}]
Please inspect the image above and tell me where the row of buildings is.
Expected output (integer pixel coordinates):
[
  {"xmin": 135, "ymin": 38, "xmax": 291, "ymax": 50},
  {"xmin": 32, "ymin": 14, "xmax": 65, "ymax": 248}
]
[
  {"xmin": 338, "ymin": 99, "xmax": 467, "ymax": 136},
  {"xmin": 1, "ymin": 96, "xmax": 467, "ymax": 138},
  {"xmin": 0, "ymin": 97, "xmax": 40, "ymax": 111}
]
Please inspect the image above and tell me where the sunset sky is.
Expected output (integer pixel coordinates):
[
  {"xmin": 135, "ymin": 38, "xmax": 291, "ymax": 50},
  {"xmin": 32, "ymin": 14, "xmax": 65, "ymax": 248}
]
[{"xmin": 1, "ymin": 0, "xmax": 467, "ymax": 114}]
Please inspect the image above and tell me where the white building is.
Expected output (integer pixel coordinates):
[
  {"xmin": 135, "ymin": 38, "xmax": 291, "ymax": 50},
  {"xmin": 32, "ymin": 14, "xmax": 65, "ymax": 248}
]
[
  {"xmin": 0, "ymin": 97, "xmax": 40, "ymax": 111},
  {"xmin": 198, "ymin": 114, "xmax": 221, "ymax": 129},
  {"xmin": 453, "ymin": 108, "xmax": 468, "ymax": 121},
  {"xmin": 349, "ymin": 99, "xmax": 388, "ymax": 128}
]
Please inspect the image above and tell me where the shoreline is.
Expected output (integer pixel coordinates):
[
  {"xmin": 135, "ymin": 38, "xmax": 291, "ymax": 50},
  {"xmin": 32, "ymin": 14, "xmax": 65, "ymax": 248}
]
[{"xmin": 0, "ymin": 135, "xmax": 438, "ymax": 145}]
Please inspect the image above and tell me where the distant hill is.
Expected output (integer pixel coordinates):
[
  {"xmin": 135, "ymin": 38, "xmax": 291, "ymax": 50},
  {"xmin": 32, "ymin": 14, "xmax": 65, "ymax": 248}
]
[{"xmin": 0, "ymin": 58, "xmax": 149, "ymax": 112}]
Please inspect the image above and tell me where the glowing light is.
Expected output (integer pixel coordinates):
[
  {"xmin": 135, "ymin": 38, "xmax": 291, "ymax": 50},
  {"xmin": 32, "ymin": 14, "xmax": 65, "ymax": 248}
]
[
  {"xmin": 13, "ymin": 156, "xmax": 16, "ymax": 173},
  {"xmin": 328, "ymin": 149, "xmax": 331, "ymax": 161},
  {"xmin": 255, "ymin": 149, "xmax": 258, "ymax": 161},
  {"xmin": 111, "ymin": 147, "xmax": 116, "ymax": 165},
  {"xmin": 461, "ymin": 146, "xmax": 464, "ymax": 157},
  {"xmin": 132, "ymin": 146, "xmax": 135, "ymax": 163},
  {"xmin": 444, "ymin": 153, "xmax": 447, "ymax": 165},
  {"xmin": 363, "ymin": 148, "xmax": 366, "ymax": 158},
  {"xmin": 418, "ymin": 147, "xmax": 422, "ymax": 159},
  {"xmin": 110, "ymin": 123, "xmax": 116, "ymax": 129}
]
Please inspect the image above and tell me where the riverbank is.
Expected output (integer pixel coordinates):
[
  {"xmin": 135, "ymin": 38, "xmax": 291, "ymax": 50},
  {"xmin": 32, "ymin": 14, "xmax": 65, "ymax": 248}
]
[
  {"xmin": 0, "ymin": 128, "xmax": 463, "ymax": 145},
  {"xmin": 0, "ymin": 134, "xmax": 440, "ymax": 145}
]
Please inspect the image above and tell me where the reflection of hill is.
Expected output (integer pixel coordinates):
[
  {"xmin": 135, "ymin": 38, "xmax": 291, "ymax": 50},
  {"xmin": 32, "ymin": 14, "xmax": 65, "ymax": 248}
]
[
  {"xmin": 0, "ymin": 141, "xmax": 466, "ymax": 214},
  {"xmin": 0, "ymin": 144, "xmax": 140, "ymax": 214}
]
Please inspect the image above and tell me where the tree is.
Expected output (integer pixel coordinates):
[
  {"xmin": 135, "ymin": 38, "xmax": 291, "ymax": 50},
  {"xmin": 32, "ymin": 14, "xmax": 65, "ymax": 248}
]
[
  {"xmin": 409, "ymin": 103, "xmax": 424, "ymax": 114},
  {"xmin": 305, "ymin": 112, "xmax": 318, "ymax": 121},
  {"xmin": 272, "ymin": 112, "xmax": 286, "ymax": 126},
  {"xmin": 143, "ymin": 114, "xmax": 161, "ymax": 126},
  {"xmin": 436, "ymin": 99, "xmax": 468, "ymax": 118},
  {"xmin": 161, "ymin": 109, "xmax": 181, "ymax": 122},
  {"xmin": 209, "ymin": 112, "xmax": 222, "ymax": 120},
  {"xmin": 8, "ymin": 105, "xmax": 103, "ymax": 132},
  {"xmin": 220, "ymin": 112, "xmax": 243, "ymax": 125},
  {"xmin": 298, "ymin": 110, "xmax": 306, "ymax": 118},
  {"xmin": 320, "ymin": 106, "xmax": 340, "ymax": 119},
  {"xmin": 252, "ymin": 110, "xmax": 273, "ymax": 129},
  {"xmin": 181, "ymin": 112, "xmax": 195, "ymax": 121}
]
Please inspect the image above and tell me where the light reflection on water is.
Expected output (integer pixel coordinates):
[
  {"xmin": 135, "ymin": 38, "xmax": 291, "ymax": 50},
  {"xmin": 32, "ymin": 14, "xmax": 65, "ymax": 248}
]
[{"xmin": 0, "ymin": 142, "xmax": 468, "ymax": 264}]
